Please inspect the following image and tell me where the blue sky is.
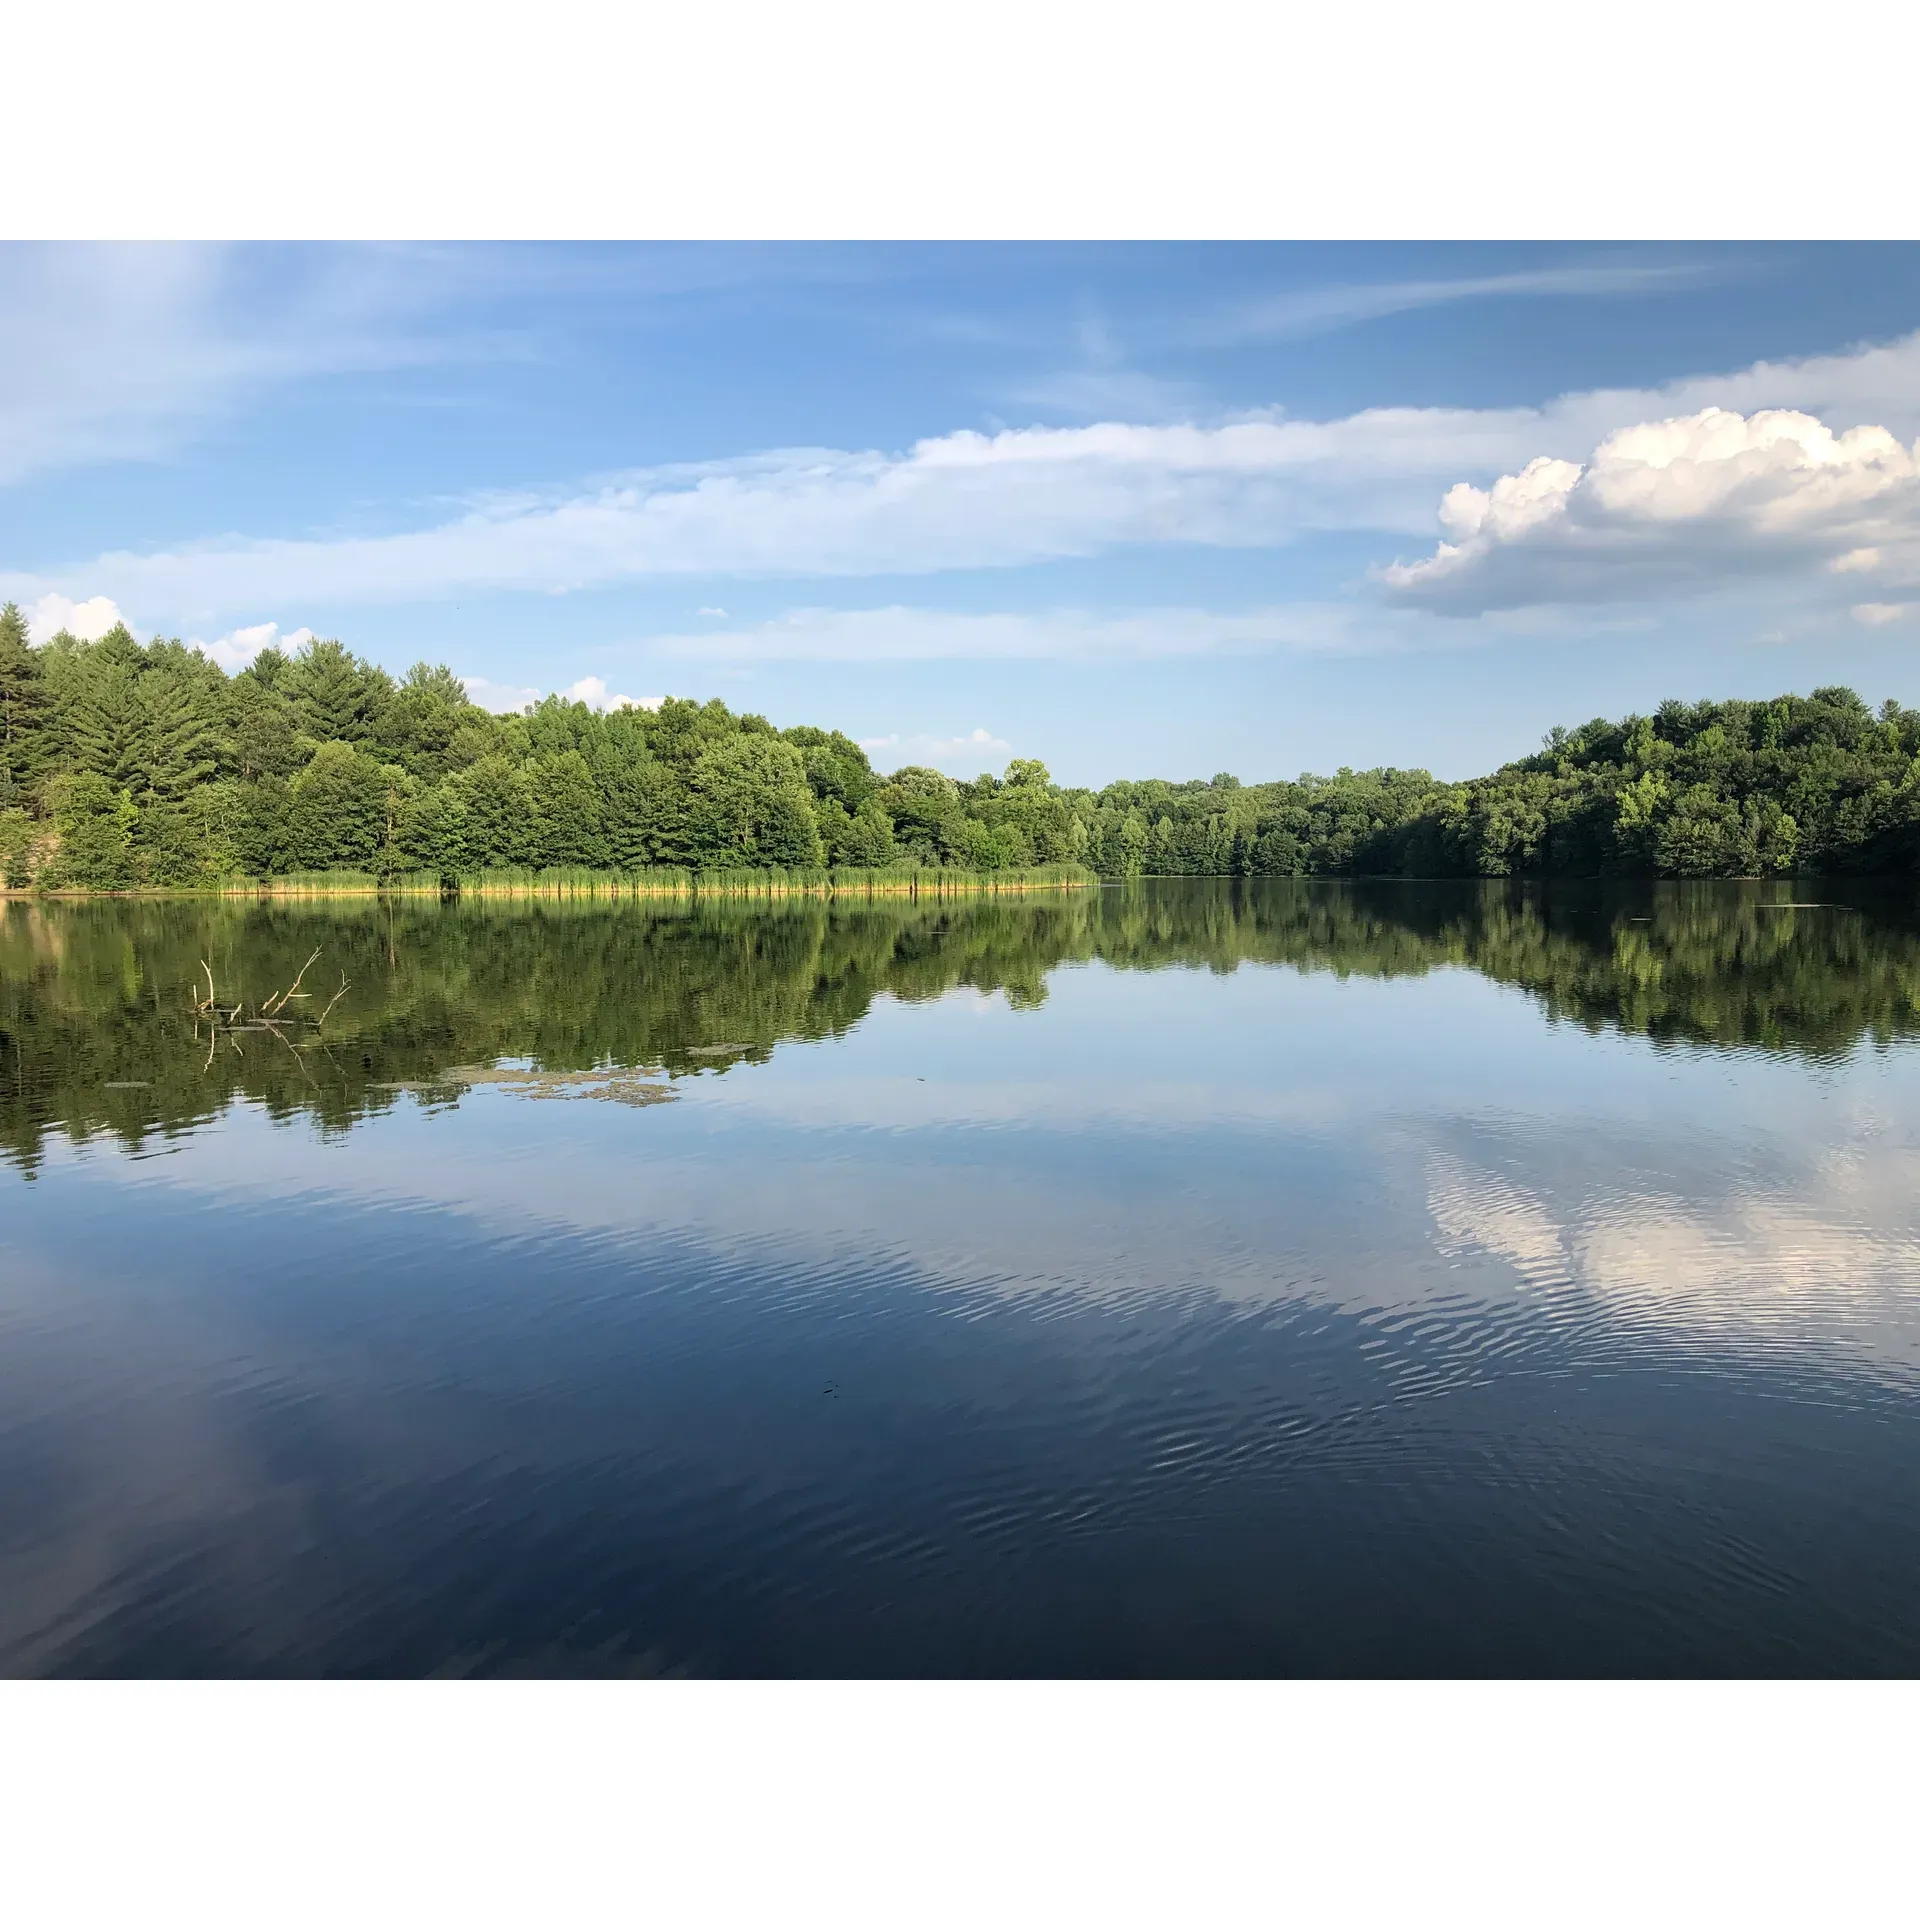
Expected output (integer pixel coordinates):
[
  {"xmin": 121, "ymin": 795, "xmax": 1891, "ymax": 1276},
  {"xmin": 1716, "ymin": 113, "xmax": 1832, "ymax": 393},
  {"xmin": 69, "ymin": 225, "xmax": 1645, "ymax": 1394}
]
[{"xmin": 6, "ymin": 241, "xmax": 1920, "ymax": 786}]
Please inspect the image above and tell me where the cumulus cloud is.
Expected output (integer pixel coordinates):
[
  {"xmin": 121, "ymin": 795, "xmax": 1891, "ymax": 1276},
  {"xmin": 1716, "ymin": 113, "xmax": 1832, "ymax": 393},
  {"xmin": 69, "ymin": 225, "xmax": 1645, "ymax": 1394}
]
[
  {"xmin": 1851, "ymin": 603, "xmax": 1913, "ymax": 627},
  {"xmin": 859, "ymin": 727, "xmax": 1013, "ymax": 771},
  {"xmin": 461, "ymin": 673, "xmax": 663, "ymax": 714},
  {"xmin": 563, "ymin": 676, "xmax": 664, "ymax": 711},
  {"xmin": 1383, "ymin": 406, "xmax": 1920, "ymax": 612},
  {"xmin": 25, "ymin": 593, "xmax": 129, "ymax": 643},
  {"xmin": 23, "ymin": 598, "xmax": 328, "ymax": 671},
  {"xmin": 197, "ymin": 620, "xmax": 315, "ymax": 671},
  {"xmin": 461, "ymin": 677, "xmax": 544, "ymax": 713}
]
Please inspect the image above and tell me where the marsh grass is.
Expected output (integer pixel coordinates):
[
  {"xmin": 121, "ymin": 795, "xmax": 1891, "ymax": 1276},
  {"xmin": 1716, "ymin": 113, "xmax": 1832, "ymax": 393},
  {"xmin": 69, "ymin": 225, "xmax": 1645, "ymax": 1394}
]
[
  {"xmin": 203, "ymin": 863, "xmax": 1098, "ymax": 900},
  {"xmin": 222, "ymin": 871, "xmax": 442, "ymax": 898},
  {"xmin": 15, "ymin": 863, "xmax": 1096, "ymax": 901}
]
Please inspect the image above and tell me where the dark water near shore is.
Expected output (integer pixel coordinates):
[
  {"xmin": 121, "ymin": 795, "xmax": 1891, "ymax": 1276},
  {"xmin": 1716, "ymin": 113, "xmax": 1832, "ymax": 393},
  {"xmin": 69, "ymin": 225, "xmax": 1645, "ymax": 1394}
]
[{"xmin": 6, "ymin": 878, "xmax": 1920, "ymax": 1676}]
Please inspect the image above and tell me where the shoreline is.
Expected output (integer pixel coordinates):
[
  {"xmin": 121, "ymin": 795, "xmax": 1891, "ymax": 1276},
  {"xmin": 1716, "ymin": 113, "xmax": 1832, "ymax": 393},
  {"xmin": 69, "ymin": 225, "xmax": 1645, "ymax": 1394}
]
[{"xmin": 0, "ymin": 863, "xmax": 1099, "ymax": 901}]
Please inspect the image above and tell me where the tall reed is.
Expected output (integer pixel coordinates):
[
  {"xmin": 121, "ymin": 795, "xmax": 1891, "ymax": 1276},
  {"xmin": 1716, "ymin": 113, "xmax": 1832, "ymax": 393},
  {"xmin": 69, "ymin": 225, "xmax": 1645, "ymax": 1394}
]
[
  {"xmin": 55, "ymin": 863, "xmax": 1099, "ymax": 901},
  {"xmin": 434, "ymin": 864, "xmax": 1095, "ymax": 899}
]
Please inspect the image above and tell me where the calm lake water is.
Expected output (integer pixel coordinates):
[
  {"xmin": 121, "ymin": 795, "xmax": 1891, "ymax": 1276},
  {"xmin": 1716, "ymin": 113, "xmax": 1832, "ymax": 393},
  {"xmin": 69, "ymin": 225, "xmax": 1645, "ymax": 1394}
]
[{"xmin": 5, "ymin": 879, "xmax": 1920, "ymax": 1676}]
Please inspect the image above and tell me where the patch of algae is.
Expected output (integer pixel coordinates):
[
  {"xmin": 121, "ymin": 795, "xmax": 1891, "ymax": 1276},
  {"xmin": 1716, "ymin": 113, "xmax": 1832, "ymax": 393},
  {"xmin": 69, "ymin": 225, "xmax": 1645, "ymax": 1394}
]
[{"xmin": 373, "ymin": 1064, "xmax": 677, "ymax": 1107}]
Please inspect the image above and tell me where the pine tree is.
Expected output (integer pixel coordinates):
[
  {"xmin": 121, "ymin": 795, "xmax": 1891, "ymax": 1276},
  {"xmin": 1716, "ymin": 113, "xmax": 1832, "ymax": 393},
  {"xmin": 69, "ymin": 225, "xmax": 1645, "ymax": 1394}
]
[
  {"xmin": 283, "ymin": 638, "xmax": 393, "ymax": 745},
  {"xmin": 61, "ymin": 644, "xmax": 146, "ymax": 790},
  {"xmin": 133, "ymin": 662, "xmax": 225, "ymax": 805},
  {"xmin": 377, "ymin": 661, "xmax": 479, "ymax": 779},
  {"xmin": 227, "ymin": 674, "xmax": 306, "ymax": 781},
  {"xmin": 0, "ymin": 603, "xmax": 50, "ymax": 806}
]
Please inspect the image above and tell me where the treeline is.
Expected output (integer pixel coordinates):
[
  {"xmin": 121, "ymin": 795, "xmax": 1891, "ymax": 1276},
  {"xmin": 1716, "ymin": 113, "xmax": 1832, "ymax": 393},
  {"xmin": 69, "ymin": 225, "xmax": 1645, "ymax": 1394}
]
[
  {"xmin": 0, "ymin": 612, "xmax": 1084, "ymax": 889},
  {"xmin": 7, "ymin": 880, "xmax": 1918, "ymax": 1171},
  {"xmin": 6, "ymin": 606, "xmax": 1920, "ymax": 886},
  {"xmin": 1087, "ymin": 691, "xmax": 1920, "ymax": 879}
]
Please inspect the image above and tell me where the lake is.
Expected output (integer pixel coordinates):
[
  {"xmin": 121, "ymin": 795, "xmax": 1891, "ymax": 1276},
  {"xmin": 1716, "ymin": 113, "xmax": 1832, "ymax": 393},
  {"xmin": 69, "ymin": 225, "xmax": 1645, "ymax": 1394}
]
[{"xmin": 4, "ymin": 878, "xmax": 1920, "ymax": 1676}]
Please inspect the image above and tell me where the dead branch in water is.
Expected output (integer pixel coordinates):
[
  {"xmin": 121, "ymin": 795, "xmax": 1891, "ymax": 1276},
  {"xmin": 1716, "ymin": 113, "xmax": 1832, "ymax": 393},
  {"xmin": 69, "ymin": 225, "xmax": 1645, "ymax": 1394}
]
[
  {"xmin": 188, "ymin": 949, "xmax": 344, "ymax": 1073},
  {"xmin": 264, "ymin": 1016, "xmax": 318, "ymax": 1084},
  {"xmin": 262, "ymin": 948, "xmax": 322, "ymax": 1017},
  {"xmin": 316, "ymin": 974, "xmax": 351, "ymax": 1030}
]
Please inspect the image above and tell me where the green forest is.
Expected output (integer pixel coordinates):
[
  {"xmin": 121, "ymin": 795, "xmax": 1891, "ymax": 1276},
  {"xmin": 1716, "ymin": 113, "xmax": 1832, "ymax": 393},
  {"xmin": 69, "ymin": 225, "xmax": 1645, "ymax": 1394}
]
[{"xmin": 7, "ymin": 604, "xmax": 1920, "ymax": 888}]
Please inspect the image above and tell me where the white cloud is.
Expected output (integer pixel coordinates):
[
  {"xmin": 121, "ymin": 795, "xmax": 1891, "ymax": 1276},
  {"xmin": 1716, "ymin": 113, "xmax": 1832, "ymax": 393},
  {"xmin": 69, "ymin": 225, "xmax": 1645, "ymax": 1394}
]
[
  {"xmin": 998, "ymin": 365, "xmax": 1200, "ymax": 422},
  {"xmin": 24, "ymin": 597, "xmax": 328, "ymax": 672},
  {"xmin": 0, "ymin": 417, "xmax": 1497, "ymax": 619},
  {"xmin": 26, "ymin": 593, "xmax": 128, "ymax": 643},
  {"xmin": 1383, "ymin": 406, "xmax": 1920, "ymax": 612},
  {"xmin": 1851, "ymin": 603, "xmax": 1913, "ymax": 627},
  {"xmin": 696, "ymin": 606, "xmax": 728, "ymax": 617},
  {"xmin": 0, "ymin": 244, "xmax": 914, "ymax": 494},
  {"xmin": 196, "ymin": 620, "xmax": 315, "ymax": 671},
  {"xmin": 1001, "ymin": 273, "xmax": 1702, "ymax": 421},
  {"xmin": 996, "ymin": 314, "xmax": 1203, "ymax": 422},
  {"xmin": 461, "ymin": 674, "xmax": 664, "ymax": 714},
  {"xmin": 632, "ymin": 602, "xmax": 1402, "ymax": 663},
  {"xmin": 16, "ymin": 327, "xmax": 1920, "ymax": 623},
  {"xmin": 859, "ymin": 727, "xmax": 1013, "ymax": 770},
  {"xmin": 1193, "ymin": 260, "xmax": 1720, "ymax": 347},
  {"xmin": 0, "ymin": 244, "xmax": 484, "ymax": 488},
  {"xmin": 462, "ymin": 676, "xmax": 543, "ymax": 713},
  {"xmin": 563, "ymin": 676, "xmax": 664, "ymax": 711}
]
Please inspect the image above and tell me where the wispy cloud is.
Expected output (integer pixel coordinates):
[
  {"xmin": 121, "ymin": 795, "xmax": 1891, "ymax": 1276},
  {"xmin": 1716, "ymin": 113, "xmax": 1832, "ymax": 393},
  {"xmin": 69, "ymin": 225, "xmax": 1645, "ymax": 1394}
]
[
  {"xmin": 1193, "ymin": 260, "xmax": 1725, "ymax": 347},
  {"xmin": 997, "ymin": 364, "xmax": 1201, "ymax": 420},
  {"xmin": 0, "ymin": 244, "xmax": 509, "ymax": 487},
  {"xmin": 14, "ymin": 327, "xmax": 1920, "ymax": 627},
  {"xmin": 0, "ymin": 420, "xmax": 1486, "ymax": 618},
  {"xmin": 0, "ymin": 242, "xmax": 904, "ymax": 491},
  {"xmin": 637, "ymin": 603, "xmax": 1394, "ymax": 662},
  {"xmin": 995, "ymin": 311, "xmax": 1200, "ymax": 420},
  {"xmin": 991, "ymin": 263, "xmax": 1720, "ymax": 419}
]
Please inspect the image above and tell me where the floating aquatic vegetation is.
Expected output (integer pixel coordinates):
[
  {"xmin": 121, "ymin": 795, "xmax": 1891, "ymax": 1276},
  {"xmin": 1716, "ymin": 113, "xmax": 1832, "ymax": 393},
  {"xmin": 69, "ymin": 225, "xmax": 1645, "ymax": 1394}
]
[
  {"xmin": 575, "ymin": 1081, "xmax": 678, "ymax": 1108},
  {"xmin": 420, "ymin": 1064, "xmax": 677, "ymax": 1106}
]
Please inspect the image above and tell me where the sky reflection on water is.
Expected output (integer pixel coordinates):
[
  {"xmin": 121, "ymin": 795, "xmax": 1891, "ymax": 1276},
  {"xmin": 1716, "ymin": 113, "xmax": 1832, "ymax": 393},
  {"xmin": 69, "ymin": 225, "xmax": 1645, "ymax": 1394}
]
[{"xmin": 4, "ymin": 882, "xmax": 1920, "ymax": 1674}]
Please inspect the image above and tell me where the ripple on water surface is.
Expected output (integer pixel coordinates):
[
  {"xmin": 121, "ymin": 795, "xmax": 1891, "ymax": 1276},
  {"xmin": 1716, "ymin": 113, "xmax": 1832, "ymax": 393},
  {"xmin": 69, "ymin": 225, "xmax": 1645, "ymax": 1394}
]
[{"xmin": 4, "ymin": 882, "xmax": 1920, "ymax": 1674}]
